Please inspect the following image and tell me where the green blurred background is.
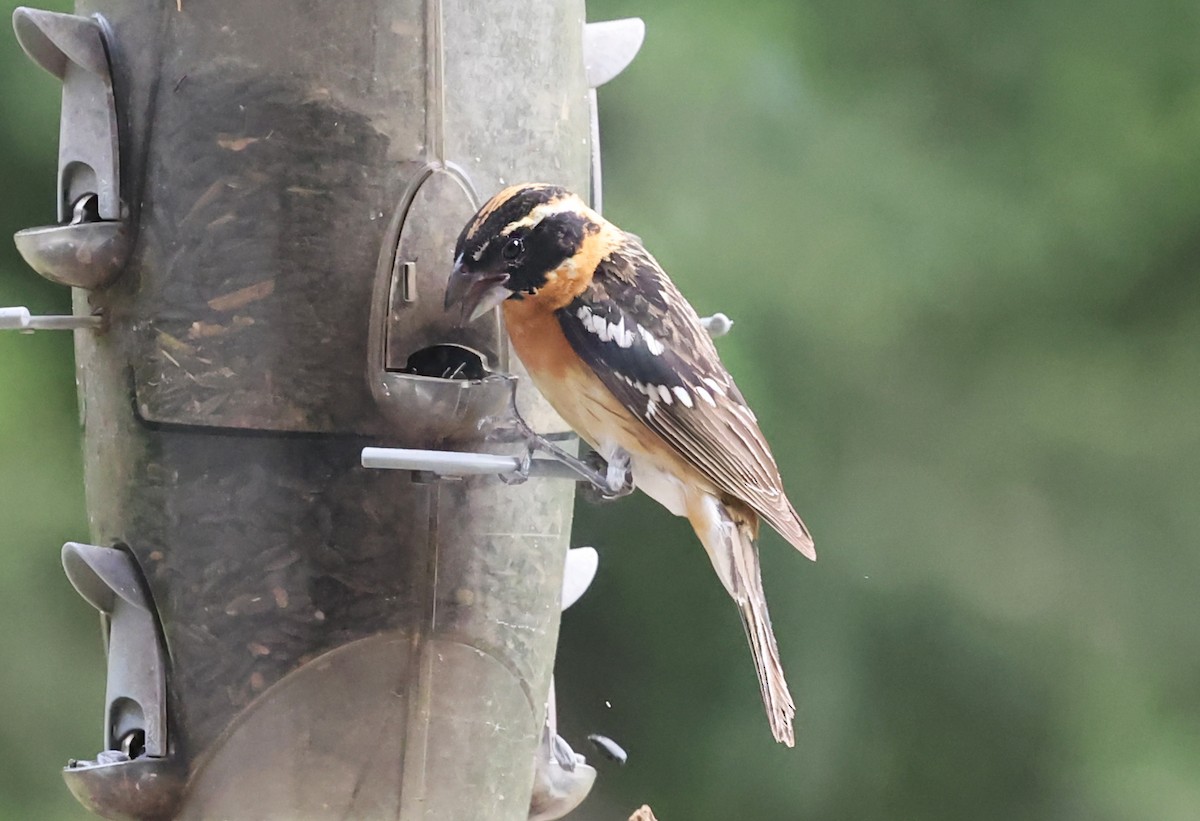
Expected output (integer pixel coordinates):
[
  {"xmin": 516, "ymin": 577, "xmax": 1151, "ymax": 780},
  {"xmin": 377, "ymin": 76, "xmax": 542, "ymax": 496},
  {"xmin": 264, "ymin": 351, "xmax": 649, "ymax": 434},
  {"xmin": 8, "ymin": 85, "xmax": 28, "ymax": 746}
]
[{"xmin": 2, "ymin": 1, "xmax": 1198, "ymax": 819}]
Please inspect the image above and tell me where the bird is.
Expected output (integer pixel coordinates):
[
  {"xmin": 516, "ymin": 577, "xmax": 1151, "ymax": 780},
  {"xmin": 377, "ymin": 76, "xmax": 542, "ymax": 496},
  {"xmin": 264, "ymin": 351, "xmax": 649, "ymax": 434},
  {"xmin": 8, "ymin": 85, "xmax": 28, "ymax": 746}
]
[{"xmin": 444, "ymin": 184, "xmax": 815, "ymax": 746}]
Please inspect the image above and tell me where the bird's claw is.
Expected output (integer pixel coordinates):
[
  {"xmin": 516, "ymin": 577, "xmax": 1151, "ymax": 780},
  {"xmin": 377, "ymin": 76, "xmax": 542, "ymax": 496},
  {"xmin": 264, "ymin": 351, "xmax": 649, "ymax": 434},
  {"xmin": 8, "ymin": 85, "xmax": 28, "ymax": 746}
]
[{"xmin": 480, "ymin": 372, "xmax": 634, "ymax": 499}]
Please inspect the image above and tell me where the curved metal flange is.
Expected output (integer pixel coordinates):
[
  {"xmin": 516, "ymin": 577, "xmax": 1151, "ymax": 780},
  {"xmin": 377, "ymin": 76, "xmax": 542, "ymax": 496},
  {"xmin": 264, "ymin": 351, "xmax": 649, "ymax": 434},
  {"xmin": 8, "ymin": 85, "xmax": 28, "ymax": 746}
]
[
  {"xmin": 13, "ymin": 219, "xmax": 131, "ymax": 290},
  {"xmin": 62, "ymin": 542, "xmax": 148, "ymax": 614},
  {"xmin": 561, "ymin": 546, "xmax": 598, "ymax": 611},
  {"xmin": 63, "ymin": 756, "xmax": 184, "ymax": 821},
  {"xmin": 584, "ymin": 18, "xmax": 645, "ymax": 89},
  {"xmin": 12, "ymin": 6, "xmax": 109, "ymax": 79}
]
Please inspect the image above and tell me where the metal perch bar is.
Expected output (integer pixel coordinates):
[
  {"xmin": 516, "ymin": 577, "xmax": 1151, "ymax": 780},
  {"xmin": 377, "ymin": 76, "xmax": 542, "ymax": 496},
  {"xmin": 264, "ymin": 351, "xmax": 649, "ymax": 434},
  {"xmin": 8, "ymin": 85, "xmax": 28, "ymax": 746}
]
[
  {"xmin": 361, "ymin": 446, "xmax": 583, "ymax": 481},
  {"xmin": 700, "ymin": 312, "xmax": 733, "ymax": 338},
  {"xmin": 0, "ymin": 306, "xmax": 102, "ymax": 332}
]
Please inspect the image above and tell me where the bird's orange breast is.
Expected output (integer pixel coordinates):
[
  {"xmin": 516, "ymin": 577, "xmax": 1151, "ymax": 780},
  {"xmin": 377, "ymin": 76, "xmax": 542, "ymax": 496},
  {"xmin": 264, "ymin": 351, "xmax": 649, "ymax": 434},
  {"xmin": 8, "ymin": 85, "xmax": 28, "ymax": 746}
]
[
  {"xmin": 502, "ymin": 297, "xmax": 581, "ymax": 381},
  {"xmin": 504, "ymin": 299, "xmax": 618, "ymax": 433}
]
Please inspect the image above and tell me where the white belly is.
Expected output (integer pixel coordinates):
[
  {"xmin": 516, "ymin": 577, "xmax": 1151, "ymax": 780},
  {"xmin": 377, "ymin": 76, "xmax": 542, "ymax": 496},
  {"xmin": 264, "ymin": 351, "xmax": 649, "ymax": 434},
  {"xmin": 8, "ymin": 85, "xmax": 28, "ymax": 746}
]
[{"xmin": 627, "ymin": 454, "xmax": 689, "ymax": 519}]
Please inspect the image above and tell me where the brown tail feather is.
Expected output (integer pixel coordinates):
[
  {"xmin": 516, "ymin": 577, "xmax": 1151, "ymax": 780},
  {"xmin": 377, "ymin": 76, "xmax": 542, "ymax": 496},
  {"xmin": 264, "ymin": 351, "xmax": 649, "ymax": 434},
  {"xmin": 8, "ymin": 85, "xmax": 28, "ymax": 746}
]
[
  {"xmin": 731, "ymin": 519, "xmax": 796, "ymax": 746},
  {"xmin": 688, "ymin": 492, "xmax": 797, "ymax": 745}
]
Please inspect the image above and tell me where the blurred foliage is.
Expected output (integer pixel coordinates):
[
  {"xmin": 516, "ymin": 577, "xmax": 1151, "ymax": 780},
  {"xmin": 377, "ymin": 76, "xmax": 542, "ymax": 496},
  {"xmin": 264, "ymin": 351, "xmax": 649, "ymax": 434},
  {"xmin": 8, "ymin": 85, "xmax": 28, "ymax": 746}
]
[{"xmin": 1, "ymin": 0, "xmax": 1198, "ymax": 819}]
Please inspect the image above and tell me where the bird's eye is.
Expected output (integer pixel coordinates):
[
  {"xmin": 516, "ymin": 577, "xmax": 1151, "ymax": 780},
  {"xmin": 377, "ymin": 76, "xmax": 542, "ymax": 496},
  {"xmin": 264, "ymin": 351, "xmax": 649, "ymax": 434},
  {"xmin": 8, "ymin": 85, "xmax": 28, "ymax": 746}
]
[{"xmin": 501, "ymin": 237, "xmax": 524, "ymax": 261}]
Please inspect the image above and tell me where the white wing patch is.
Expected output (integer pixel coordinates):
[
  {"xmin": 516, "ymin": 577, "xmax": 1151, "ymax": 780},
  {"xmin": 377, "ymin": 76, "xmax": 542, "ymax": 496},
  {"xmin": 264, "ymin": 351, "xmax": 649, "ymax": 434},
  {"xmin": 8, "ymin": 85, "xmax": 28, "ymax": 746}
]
[
  {"xmin": 576, "ymin": 305, "xmax": 635, "ymax": 348},
  {"xmin": 638, "ymin": 325, "xmax": 666, "ymax": 356},
  {"xmin": 616, "ymin": 371, "xmax": 721, "ymax": 415},
  {"xmin": 611, "ymin": 315, "xmax": 634, "ymax": 348},
  {"xmin": 580, "ymin": 309, "xmax": 722, "ymax": 417}
]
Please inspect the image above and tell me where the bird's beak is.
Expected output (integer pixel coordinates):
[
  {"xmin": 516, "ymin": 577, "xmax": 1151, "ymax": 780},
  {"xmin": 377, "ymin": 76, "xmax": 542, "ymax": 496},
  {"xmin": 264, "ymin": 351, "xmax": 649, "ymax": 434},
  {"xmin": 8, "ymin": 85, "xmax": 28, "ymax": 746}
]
[{"xmin": 444, "ymin": 257, "xmax": 512, "ymax": 324}]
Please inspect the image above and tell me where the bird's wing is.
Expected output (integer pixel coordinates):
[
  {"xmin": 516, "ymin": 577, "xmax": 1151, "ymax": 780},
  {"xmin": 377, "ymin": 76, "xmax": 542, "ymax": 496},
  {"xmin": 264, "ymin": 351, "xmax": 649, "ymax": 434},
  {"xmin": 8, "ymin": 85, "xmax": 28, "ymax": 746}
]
[{"xmin": 555, "ymin": 236, "xmax": 814, "ymax": 558}]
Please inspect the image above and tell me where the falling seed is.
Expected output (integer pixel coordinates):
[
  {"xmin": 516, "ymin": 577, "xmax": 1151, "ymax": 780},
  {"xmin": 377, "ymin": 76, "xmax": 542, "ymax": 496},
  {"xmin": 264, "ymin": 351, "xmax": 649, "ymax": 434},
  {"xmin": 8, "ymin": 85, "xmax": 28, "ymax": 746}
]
[
  {"xmin": 605, "ymin": 700, "xmax": 612, "ymax": 709},
  {"xmin": 216, "ymin": 135, "xmax": 260, "ymax": 152},
  {"xmin": 587, "ymin": 734, "xmax": 627, "ymax": 765},
  {"xmin": 207, "ymin": 278, "xmax": 275, "ymax": 312}
]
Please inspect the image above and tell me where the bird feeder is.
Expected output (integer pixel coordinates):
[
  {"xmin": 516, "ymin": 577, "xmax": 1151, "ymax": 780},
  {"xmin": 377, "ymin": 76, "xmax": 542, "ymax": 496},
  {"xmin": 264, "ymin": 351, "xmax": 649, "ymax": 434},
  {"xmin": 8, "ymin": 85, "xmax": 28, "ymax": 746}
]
[{"xmin": 6, "ymin": 2, "xmax": 643, "ymax": 819}]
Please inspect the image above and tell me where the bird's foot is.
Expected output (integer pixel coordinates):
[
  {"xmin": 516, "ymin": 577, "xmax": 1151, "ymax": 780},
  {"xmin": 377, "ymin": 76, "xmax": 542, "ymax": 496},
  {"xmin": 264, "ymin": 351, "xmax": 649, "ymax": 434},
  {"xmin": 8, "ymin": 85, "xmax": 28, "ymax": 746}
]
[
  {"xmin": 479, "ymin": 372, "xmax": 634, "ymax": 498},
  {"xmin": 498, "ymin": 448, "xmax": 532, "ymax": 486},
  {"xmin": 579, "ymin": 450, "xmax": 634, "ymax": 504},
  {"xmin": 604, "ymin": 449, "xmax": 634, "ymax": 497}
]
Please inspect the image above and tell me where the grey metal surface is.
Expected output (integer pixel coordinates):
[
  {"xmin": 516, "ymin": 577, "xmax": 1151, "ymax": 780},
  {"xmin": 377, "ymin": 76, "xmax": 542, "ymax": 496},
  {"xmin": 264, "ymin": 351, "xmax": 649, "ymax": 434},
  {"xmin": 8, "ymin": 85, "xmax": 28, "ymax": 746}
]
[{"xmin": 88, "ymin": 0, "xmax": 592, "ymax": 437}]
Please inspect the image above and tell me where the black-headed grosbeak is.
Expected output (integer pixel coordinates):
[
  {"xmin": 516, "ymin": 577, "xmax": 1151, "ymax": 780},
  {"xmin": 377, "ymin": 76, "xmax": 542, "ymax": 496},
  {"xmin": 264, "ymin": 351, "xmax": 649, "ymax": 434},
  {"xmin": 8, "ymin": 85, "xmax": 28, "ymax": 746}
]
[{"xmin": 444, "ymin": 184, "xmax": 815, "ymax": 746}]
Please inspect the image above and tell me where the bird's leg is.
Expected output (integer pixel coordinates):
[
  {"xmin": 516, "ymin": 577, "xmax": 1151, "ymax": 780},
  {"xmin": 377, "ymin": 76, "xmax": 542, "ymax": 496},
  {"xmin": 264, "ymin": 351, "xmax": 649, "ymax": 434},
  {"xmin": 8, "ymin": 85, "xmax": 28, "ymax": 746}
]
[
  {"xmin": 484, "ymin": 374, "xmax": 626, "ymax": 495},
  {"xmin": 479, "ymin": 374, "xmax": 543, "ymax": 445}
]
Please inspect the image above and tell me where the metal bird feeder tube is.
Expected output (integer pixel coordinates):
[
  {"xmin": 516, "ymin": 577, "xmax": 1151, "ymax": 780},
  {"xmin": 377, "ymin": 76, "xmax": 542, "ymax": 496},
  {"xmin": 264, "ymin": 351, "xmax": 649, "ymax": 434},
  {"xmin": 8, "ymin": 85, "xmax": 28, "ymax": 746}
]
[{"xmin": 5, "ymin": 1, "xmax": 644, "ymax": 818}]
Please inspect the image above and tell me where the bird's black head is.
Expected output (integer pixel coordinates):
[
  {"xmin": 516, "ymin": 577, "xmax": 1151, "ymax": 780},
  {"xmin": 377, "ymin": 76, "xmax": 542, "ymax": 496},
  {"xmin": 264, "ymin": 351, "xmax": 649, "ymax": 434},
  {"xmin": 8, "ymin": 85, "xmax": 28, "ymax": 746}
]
[{"xmin": 445, "ymin": 184, "xmax": 600, "ymax": 321}]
